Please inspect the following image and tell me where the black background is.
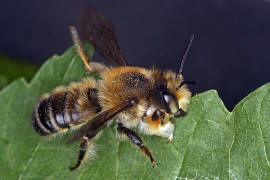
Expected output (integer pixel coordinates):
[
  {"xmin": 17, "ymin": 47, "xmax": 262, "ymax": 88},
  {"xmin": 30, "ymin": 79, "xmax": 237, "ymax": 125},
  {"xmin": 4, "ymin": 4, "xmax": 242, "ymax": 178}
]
[{"xmin": 1, "ymin": 0, "xmax": 270, "ymax": 111}]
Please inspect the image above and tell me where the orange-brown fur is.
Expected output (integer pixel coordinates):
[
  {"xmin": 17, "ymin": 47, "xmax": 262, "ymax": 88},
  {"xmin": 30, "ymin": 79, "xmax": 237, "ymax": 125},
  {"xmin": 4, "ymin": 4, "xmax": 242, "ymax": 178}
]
[
  {"xmin": 99, "ymin": 67, "xmax": 151, "ymax": 128},
  {"xmin": 165, "ymin": 71, "xmax": 191, "ymax": 111}
]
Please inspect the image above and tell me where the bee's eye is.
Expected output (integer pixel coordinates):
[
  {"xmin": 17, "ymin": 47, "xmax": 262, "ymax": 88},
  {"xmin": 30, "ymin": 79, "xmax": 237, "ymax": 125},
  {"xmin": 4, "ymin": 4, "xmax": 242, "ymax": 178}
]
[{"xmin": 163, "ymin": 94, "xmax": 178, "ymax": 114}]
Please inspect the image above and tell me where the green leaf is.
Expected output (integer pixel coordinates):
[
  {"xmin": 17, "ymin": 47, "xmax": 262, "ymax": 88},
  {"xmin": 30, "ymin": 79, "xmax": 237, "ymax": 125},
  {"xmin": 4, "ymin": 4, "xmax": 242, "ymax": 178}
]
[
  {"xmin": 0, "ymin": 53, "xmax": 39, "ymax": 90},
  {"xmin": 0, "ymin": 45, "xmax": 269, "ymax": 180}
]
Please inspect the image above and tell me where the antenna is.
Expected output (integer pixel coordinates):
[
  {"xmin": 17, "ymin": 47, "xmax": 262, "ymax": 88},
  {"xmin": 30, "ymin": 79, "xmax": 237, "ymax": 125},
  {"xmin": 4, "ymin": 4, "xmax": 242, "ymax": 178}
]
[{"xmin": 176, "ymin": 34, "xmax": 194, "ymax": 78}]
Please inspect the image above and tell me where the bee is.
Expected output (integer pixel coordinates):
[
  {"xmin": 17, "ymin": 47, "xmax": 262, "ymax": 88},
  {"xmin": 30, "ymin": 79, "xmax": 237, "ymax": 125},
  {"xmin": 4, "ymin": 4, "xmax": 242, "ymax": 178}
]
[{"xmin": 31, "ymin": 7, "xmax": 195, "ymax": 171}]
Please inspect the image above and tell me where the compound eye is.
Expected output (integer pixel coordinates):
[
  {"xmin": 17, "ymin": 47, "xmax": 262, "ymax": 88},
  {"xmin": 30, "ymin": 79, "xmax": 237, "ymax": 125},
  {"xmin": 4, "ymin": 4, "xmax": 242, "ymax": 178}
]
[{"xmin": 163, "ymin": 94, "xmax": 178, "ymax": 114}]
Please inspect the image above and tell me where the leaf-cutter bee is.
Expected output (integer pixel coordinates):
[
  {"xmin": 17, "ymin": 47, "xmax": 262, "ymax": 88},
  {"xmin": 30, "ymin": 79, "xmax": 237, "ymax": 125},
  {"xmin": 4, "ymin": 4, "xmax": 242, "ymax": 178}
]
[{"xmin": 31, "ymin": 7, "xmax": 194, "ymax": 170}]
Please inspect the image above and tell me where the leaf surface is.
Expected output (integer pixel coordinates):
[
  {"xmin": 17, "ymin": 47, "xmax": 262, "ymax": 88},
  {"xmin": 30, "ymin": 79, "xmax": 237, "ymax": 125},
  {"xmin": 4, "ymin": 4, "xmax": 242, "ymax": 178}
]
[{"xmin": 0, "ymin": 46, "xmax": 269, "ymax": 180}]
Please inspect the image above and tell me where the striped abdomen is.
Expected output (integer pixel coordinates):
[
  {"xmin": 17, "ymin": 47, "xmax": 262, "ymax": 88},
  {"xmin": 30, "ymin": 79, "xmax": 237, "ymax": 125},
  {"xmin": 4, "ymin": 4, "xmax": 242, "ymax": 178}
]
[{"xmin": 31, "ymin": 78, "xmax": 102, "ymax": 136}]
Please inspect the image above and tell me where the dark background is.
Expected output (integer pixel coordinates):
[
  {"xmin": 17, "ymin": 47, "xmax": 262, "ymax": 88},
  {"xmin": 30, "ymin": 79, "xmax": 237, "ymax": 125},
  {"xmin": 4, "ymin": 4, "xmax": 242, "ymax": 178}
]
[{"xmin": 1, "ymin": 0, "xmax": 270, "ymax": 111}]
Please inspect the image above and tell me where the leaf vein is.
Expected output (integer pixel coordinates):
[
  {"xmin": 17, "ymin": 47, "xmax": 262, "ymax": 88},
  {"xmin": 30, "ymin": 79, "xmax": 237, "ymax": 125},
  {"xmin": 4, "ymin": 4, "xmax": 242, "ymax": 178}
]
[
  {"xmin": 116, "ymin": 140, "xmax": 120, "ymax": 180},
  {"xmin": 62, "ymin": 55, "xmax": 78, "ymax": 83},
  {"xmin": 175, "ymin": 121, "xmax": 198, "ymax": 180},
  {"xmin": 18, "ymin": 141, "xmax": 41, "ymax": 180},
  {"xmin": 258, "ymin": 89, "xmax": 270, "ymax": 167}
]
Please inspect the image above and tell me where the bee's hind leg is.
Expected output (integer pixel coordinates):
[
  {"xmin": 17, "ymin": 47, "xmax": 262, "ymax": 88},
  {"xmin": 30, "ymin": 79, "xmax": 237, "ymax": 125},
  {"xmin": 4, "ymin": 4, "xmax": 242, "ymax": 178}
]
[
  {"xmin": 69, "ymin": 136, "xmax": 94, "ymax": 171},
  {"xmin": 70, "ymin": 26, "xmax": 92, "ymax": 72},
  {"xmin": 70, "ymin": 26, "xmax": 109, "ymax": 74},
  {"xmin": 117, "ymin": 123, "xmax": 156, "ymax": 167}
]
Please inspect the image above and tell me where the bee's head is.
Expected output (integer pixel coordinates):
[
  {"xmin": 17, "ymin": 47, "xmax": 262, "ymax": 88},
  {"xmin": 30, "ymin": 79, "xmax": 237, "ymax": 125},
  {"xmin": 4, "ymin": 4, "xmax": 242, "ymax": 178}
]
[
  {"xmin": 151, "ymin": 70, "xmax": 192, "ymax": 118},
  {"xmin": 140, "ymin": 69, "xmax": 193, "ymax": 141}
]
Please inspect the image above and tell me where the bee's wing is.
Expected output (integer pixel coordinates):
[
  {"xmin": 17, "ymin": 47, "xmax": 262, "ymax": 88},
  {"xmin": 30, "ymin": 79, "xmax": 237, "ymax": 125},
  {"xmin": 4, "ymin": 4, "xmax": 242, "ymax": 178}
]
[
  {"xmin": 79, "ymin": 7, "xmax": 128, "ymax": 66},
  {"xmin": 66, "ymin": 98, "xmax": 136, "ymax": 144}
]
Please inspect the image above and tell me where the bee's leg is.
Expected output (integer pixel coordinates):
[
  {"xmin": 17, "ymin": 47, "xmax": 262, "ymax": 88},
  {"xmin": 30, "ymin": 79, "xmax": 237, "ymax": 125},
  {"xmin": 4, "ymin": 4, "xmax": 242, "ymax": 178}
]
[
  {"xmin": 69, "ymin": 136, "xmax": 93, "ymax": 171},
  {"xmin": 69, "ymin": 26, "xmax": 92, "ymax": 72},
  {"xmin": 67, "ymin": 98, "xmax": 138, "ymax": 170},
  {"xmin": 117, "ymin": 123, "xmax": 156, "ymax": 167},
  {"xmin": 70, "ymin": 26, "xmax": 109, "ymax": 73}
]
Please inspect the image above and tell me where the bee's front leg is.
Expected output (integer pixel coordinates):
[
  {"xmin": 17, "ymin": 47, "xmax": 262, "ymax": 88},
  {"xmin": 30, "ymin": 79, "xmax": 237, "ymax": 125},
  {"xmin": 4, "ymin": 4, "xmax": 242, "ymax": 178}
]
[{"xmin": 117, "ymin": 123, "xmax": 156, "ymax": 167}]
